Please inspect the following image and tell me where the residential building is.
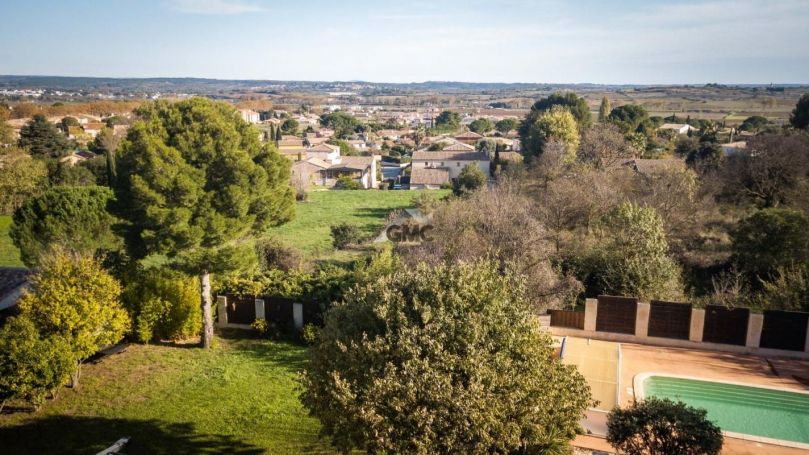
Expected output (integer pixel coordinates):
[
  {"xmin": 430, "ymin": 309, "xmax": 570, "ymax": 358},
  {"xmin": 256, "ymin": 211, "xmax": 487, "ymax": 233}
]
[
  {"xmin": 238, "ymin": 109, "xmax": 260, "ymax": 124},
  {"xmin": 411, "ymin": 150, "xmax": 490, "ymax": 188},
  {"xmin": 454, "ymin": 131, "xmax": 483, "ymax": 145},
  {"xmin": 410, "ymin": 167, "xmax": 450, "ymax": 190},
  {"xmin": 658, "ymin": 123, "xmax": 697, "ymax": 135}
]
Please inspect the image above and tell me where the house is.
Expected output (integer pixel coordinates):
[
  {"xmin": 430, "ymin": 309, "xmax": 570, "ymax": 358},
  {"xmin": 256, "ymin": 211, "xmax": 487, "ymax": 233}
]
[
  {"xmin": 411, "ymin": 150, "xmax": 490, "ymax": 188},
  {"xmin": 454, "ymin": 131, "xmax": 484, "ymax": 145},
  {"xmin": 278, "ymin": 147, "xmax": 308, "ymax": 161},
  {"xmin": 83, "ymin": 122, "xmax": 106, "ymax": 138},
  {"xmin": 0, "ymin": 267, "xmax": 29, "ymax": 313},
  {"xmin": 277, "ymin": 138, "xmax": 305, "ymax": 149},
  {"xmin": 346, "ymin": 139, "xmax": 368, "ymax": 152},
  {"xmin": 291, "ymin": 157, "xmax": 330, "ymax": 187},
  {"xmin": 322, "ymin": 156, "xmax": 378, "ymax": 189},
  {"xmin": 658, "ymin": 123, "xmax": 697, "ymax": 135},
  {"xmin": 441, "ymin": 142, "xmax": 476, "ymax": 152},
  {"xmin": 410, "ymin": 167, "xmax": 450, "ymax": 190},
  {"xmin": 238, "ymin": 109, "xmax": 260, "ymax": 124},
  {"xmin": 59, "ymin": 150, "xmax": 96, "ymax": 166},
  {"xmin": 306, "ymin": 143, "xmax": 341, "ymax": 162}
]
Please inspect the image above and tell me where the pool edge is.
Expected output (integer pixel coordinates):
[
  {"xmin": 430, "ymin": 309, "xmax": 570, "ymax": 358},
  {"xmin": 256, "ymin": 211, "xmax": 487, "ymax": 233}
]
[{"xmin": 632, "ymin": 372, "xmax": 809, "ymax": 451}]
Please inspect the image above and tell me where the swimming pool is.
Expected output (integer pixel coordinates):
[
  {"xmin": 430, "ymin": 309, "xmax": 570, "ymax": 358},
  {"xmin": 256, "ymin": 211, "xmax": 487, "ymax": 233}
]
[{"xmin": 637, "ymin": 374, "xmax": 809, "ymax": 448}]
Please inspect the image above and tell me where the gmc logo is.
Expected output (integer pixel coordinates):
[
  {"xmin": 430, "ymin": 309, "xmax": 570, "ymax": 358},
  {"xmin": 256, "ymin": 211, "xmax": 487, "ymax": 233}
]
[{"xmin": 385, "ymin": 223, "xmax": 434, "ymax": 243}]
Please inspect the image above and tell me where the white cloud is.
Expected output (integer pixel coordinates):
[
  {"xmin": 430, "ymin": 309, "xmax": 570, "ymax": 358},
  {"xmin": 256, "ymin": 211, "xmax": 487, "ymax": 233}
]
[{"xmin": 166, "ymin": 0, "xmax": 267, "ymax": 15}]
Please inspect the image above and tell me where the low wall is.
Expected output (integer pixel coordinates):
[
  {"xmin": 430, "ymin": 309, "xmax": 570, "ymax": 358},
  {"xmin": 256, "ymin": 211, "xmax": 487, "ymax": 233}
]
[
  {"xmin": 548, "ymin": 296, "xmax": 809, "ymax": 359},
  {"xmin": 216, "ymin": 295, "xmax": 321, "ymax": 330}
]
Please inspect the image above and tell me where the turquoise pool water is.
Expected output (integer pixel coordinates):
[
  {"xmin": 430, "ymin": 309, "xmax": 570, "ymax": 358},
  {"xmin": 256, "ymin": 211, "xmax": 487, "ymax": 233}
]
[{"xmin": 643, "ymin": 376, "xmax": 809, "ymax": 444}]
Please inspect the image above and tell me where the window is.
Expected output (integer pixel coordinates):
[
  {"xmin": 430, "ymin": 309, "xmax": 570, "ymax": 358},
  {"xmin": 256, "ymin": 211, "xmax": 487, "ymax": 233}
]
[
  {"xmin": 440, "ymin": 162, "xmax": 444, "ymax": 167},
  {"xmin": 456, "ymin": 161, "xmax": 461, "ymax": 167}
]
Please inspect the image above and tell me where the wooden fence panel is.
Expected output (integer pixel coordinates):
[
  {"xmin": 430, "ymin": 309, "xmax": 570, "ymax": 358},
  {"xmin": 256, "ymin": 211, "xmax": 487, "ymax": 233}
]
[
  {"xmin": 226, "ymin": 295, "xmax": 256, "ymax": 325},
  {"xmin": 648, "ymin": 300, "xmax": 692, "ymax": 340},
  {"xmin": 760, "ymin": 310, "xmax": 809, "ymax": 351},
  {"xmin": 596, "ymin": 295, "xmax": 637, "ymax": 335},
  {"xmin": 703, "ymin": 305, "xmax": 749, "ymax": 346},
  {"xmin": 548, "ymin": 309, "xmax": 585, "ymax": 329}
]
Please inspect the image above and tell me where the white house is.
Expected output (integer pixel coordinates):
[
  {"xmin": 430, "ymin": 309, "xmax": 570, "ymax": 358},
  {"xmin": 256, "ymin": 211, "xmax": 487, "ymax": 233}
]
[
  {"xmin": 238, "ymin": 109, "xmax": 260, "ymax": 124},
  {"xmin": 659, "ymin": 123, "xmax": 697, "ymax": 135}
]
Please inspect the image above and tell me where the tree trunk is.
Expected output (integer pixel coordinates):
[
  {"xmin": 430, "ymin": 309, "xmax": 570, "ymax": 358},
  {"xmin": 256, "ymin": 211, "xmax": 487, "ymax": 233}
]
[
  {"xmin": 200, "ymin": 272, "xmax": 214, "ymax": 349},
  {"xmin": 70, "ymin": 362, "xmax": 82, "ymax": 388}
]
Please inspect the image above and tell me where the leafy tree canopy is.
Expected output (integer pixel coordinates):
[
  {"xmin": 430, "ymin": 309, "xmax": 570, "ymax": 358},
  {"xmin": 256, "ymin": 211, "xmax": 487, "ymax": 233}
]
[
  {"xmin": 494, "ymin": 118, "xmax": 518, "ymax": 134},
  {"xmin": 731, "ymin": 208, "xmax": 809, "ymax": 279},
  {"xmin": 608, "ymin": 104, "xmax": 650, "ymax": 134},
  {"xmin": 319, "ymin": 112, "xmax": 361, "ymax": 139},
  {"xmin": 791, "ymin": 93, "xmax": 809, "ymax": 129},
  {"xmin": 0, "ymin": 147, "xmax": 49, "ymax": 215},
  {"xmin": 18, "ymin": 114, "xmax": 72, "ymax": 158},
  {"xmin": 454, "ymin": 162, "xmax": 487, "ymax": 195},
  {"xmin": 434, "ymin": 110, "xmax": 461, "ymax": 130},
  {"xmin": 522, "ymin": 105, "xmax": 580, "ymax": 159},
  {"xmin": 468, "ymin": 117, "xmax": 493, "ymax": 134}
]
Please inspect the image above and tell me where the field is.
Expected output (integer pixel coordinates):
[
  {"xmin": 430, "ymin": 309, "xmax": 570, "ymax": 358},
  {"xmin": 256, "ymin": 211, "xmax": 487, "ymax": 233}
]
[
  {"xmin": 0, "ymin": 215, "xmax": 23, "ymax": 268},
  {"xmin": 269, "ymin": 189, "xmax": 449, "ymax": 258},
  {"xmin": 0, "ymin": 331, "xmax": 336, "ymax": 454}
]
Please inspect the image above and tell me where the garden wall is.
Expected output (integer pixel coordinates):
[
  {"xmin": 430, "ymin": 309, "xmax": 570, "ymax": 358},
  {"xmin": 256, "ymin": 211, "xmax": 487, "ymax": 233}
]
[{"xmin": 216, "ymin": 294, "xmax": 323, "ymax": 330}]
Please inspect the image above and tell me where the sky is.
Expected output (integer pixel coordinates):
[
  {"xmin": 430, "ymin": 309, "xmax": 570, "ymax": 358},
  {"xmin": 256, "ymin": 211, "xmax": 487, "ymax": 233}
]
[{"xmin": 1, "ymin": 0, "xmax": 808, "ymax": 84}]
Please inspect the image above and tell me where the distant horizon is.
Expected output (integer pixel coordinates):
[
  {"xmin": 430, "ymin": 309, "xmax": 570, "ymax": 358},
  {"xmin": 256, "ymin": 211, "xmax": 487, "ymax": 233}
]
[{"xmin": 2, "ymin": 74, "xmax": 808, "ymax": 88}]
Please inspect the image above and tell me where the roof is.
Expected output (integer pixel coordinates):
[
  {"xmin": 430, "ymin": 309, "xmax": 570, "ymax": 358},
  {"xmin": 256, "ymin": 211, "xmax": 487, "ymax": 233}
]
[
  {"xmin": 659, "ymin": 123, "xmax": 693, "ymax": 130},
  {"xmin": 412, "ymin": 150, "xmax": 490, "ymax": 162},
  {"xmin": 410, "ymin": 167, "xmax": 450, "ymax": 186},
  {"xmin": 308, "ymin": 143, "xmax": 340, "ymax": 153},
  {"xmin": 0, "ymin": 267, "xmax": 29, "ymax": 310},
  {"xmin": 293, "ymin": 157, "xmax": 329, "ymax": 169},
  {"xmin": 278, "ymin": 139, "xmax": 304, "ymax": 148},
  {"xmin": 329, "ymin": 156, "xmax": 374, "ymax": 171},
  {"xmin": 442, "ymin": 142, "xmax": 476, "ymax": 151},
  {"xmin": 455, "ymin": 131, "xmax": 483, "ymax": 140}
]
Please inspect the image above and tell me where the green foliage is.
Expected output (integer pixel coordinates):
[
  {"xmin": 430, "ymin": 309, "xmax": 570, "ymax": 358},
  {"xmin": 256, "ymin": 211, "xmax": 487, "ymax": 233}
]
[
  {"xmin": 299, "ymin": 323, "xmax": 318, "ymax": 345},
  {"xmin": 598, "ymin": 96, "xmax": 611, "ymax": 122},
  {"xmin": 319, "ymin": 112, "xmax": 361, "ymax": 138},
  {"xmin": 300, "ymin": 261, "xmax": 592, "ymax": 454},
  {"xmin": 468, "ymin": 117, "xmax": 493, "ymax": 134},
  {"xmin": 18, "ymin": 114, "xmax": 72, "ymax": 159},
  {"xmin": 45, "ymin": 159, "xmax": 97, "ymax": 186},
  {"xmin": 790, "ymin": 93, "xmax": 809, "ymax": 129},
  {"xmin": 608, "ymin": 104, "xmax": 650, "ymax": 134},
  {"xmin": 113, "ymin": 97, "xmax": 295, "ymax": 274},
  {"xmin": 0, "ymin": 317, "xmax": 74, "ymax": 410},
  {"xmin": 17, "ymin": 250, "xmax": 130, "ymax": 366},
  {"xmin": 685, "ymin": 141, "xmax": 723, "ymax": 172},
  {"xmin": 0, "ymin": 147, "xmax": 48, "ymax": 215},
  {"xmin": 434, "ymin": 110, "xmax": 461, "ymax": 131},
  {"xmin": 334, "ymin": 175, "xmax": 362, "ymax": 190},
  {"xmin": 494, "ymin": 118, "xmax": 518, "ymax": 134},
  {"xmin": 522, "ymin": 92, "xmax": 592, "ymax": 131},
  {"xmin": 123, "ymin": 269, "xmax": 202, "ymax": 343},
  {"xmin": 255, "ymin": 237, "xmax": 304, "ymax": 272},
  {"xmin": 731, "ymin": 208, "xmax": 809, "ymax": 280},
  {"xmin": 757, "ymin": 263, "xmax": 809, "ymax": 312},
  {"xmin": 738, "ymin": 115, "xmax": 769, "ymax": 132},
  {"xmin": 578, "ymin": 202, "xmax": 683, "ymax": 300},
  {"xmin": 453, "ymin": 162, "xmax": 487, "ymax": 195},
  {"xmin": 607, "ymin": 398, "xmax": 723, "ymax": 455},
  {"xmin": 280, "ymin": 118, "xmax": 299, "ymax": 135},
  {"xmin": 330, "ymin": 223, "xmax": 362, "ymax": 249},
  {"xmin": 523, "ymin": 106, "xmax": 580, "ymax": 158},
  {"xmin": 10, "ymin": 185, "xmax": 120, "ymax": 267}
]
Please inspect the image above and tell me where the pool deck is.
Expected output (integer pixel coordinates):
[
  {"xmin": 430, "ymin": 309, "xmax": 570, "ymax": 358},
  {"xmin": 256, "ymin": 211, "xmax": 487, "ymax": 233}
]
[{"xmin": 566, "ymin": 337, "xmax": 809, "ymax": 455}]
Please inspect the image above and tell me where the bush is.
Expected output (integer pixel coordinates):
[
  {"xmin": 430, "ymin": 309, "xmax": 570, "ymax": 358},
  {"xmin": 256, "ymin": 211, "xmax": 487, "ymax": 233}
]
[
  {"xmin": 335, "ymin": 175, "xmax": 362, "ymax": 190},
  {"xmin": 123, "ymin": 269, "xmax": 201, "ymax": 343},
  {"xmin": 255, "ymin": 237, "xmax": 304, "ymax": 272},
  {"xmin": 453, "ymin": 163, "xmax": 487, "ymax": 195},
  {"xmin": 607, "ymin": 397, "xmax": 723, "ymax": 455},
  {"xmin": 251, "ymin": 319, "xmax": 270, "ymax": 336},
  {"xmin": 301, "ymin": 261, "xmax": 592, "ymax": 454},
  {"xmin": 0, "ymin": 317, "xmax": 75, "ymax": 410},
  {"xmin": 299, "ymin": 323, "xmax": 318, "ymax": 345},
  {"xmin": 330, "ymin": 223, "xmax": 362, "ymax": 249}
]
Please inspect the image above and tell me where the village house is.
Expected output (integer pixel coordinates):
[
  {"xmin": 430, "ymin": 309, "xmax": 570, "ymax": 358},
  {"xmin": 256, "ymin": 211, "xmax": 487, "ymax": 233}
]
[
  {"xmin": 454, "ymin": 131, "xmax": 484, "ymax": 145},
  {"xmin": 658, "ymin": 123, "xmax": 697, "ymax": 135},
  {"xmin": 238, "ymin": 109, "xmax": 260, "ymax": 124},
  {"xmin": 410, "ymin": 150, "xmax": 490, "ymax": 189},
  {"xmin": 59, "ymin": 150, "xmax": 96, "ymax": 166}
]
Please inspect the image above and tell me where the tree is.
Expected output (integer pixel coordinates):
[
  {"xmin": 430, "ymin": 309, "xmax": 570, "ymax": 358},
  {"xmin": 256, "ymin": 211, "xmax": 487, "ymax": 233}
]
[
  {"xmin": 598, "ymin": 96, "xmax": 611, "ymax": 122},
  {"xmin": 18, "ymin": 114, "xmax": 71, "ymax": 158},
  {"xmin": 608, "ymin": 104, "xmax": 650, "ymax": 134},
  {"xmin": 17, "ymin": 250, "xmax": 129, "ymax": 386},
  {"xmin": 523, "ymin": 105, "xmax": 580, "ymax": 159},
  {"xmin": 0, "ymin": 147, "xmax": 49, "ymax": 215},
  {"xmin": 113, "ymin": 98, "xmax": 295, "ymax": 348},
  {"xmin": 330, "ymin": 223, "xmax": 362, "ymax": 249},
  {"xmin": 468, "ymin": 117, "xmax": 493, "ymax": 134},
  {"xmin": 301, "ymin": 261, "xmax": 592, "ymax": 454},
  {"xmin": 0, "ymin": 110, "xmax": 15, "ymax": 145},
  {"xmin": 580, "ymin": 202, "xmax": 683, "ymax": 300},
  {"xmin": 738, "ymin": 115, "xmax": 768, "ymax": 132},
  {"xmin": 578, "ymin": 123, "xmax": 636, "ymax": 169},
  {"xmin": 607, "ymin": 398, "xmax": 723, "ymax": 455},
  {"xmin": 0, "ymin": 317, "xmax": 75, "ymax": 411},
  {"xmin": 731, "ymin": 208, "xmax": 809, "ymax": 280},
  {"xmin": 494, "ymin": 118, "xmax": 518, "ymax": 134},
  {"xmin": 123, "ymin": 269, "xmax": 202, "ymax": 343},
  {"xmin": 523, "ymin": 92, "xmax": 591, "ymax": 129},
  {"xmin": 59, "ymin": 116, "xmax": 80, "ymax": 132},
  {"xmin": 434, "ymin": 110, "xmax": 461, "ymax": 130},
  {"xmin": 11, "ymin": 186, "xmax": 121, "ymax": 267},
  {"xmin": 280, "ymin": 118, "xmax": 299, "ymax": 135},
  {"xmin": 790, "ymin": 93, "xmax": 809, "ymax": 129},
  {"xmin": 453, "ymin": 162, "xmax": 487, "ymax": 195},
  {"xmin": 320, "ymin": 112, "xmax": 361, "ymax": 138}
]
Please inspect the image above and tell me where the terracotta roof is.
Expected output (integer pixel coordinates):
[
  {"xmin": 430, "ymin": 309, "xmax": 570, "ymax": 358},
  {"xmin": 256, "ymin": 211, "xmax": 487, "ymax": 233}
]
[
  {"xmin": 329, "ymin": 156, "xmax": 374, "ymax": 171},
  {"xmin": 442, "ymin": 142, "xmax": 476, "ymax": 152},
  {"xmin": 308, "ymin": 143, "xmax": 340, "ymax": 153},
  {"xmin": 293, "ymin": 157, "xmax": 329, "ymax": 169},
  {"xmin": 412, "ymin": 150, "xmax": 489, "ymax": 161},
  {"xmin": 278, "ymin": 139, "xmax": 304, "ymax": 147},
  {"xmin": 455, "ymin": 131, "xmax": 483, "ymax": 140},
  {"xmin": 410, "ymin": 167, "xmax": 450, "ymax": 186}
]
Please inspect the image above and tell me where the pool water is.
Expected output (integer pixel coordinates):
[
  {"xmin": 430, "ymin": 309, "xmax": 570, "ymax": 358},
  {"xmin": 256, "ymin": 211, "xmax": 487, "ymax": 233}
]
[{"xmin": 643, "ymin": 376, "xmax": 809, "ymax": 444}]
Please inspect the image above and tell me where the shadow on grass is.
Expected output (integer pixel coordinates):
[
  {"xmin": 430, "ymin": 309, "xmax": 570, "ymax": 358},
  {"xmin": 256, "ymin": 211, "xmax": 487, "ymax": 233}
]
[
  {"xmin": 0, "ymin": 416, "xmax": 263, "ymax": 455},
  {"xmin": 217, "ymin": 328, "xmax": 309, "ymax": 372}
]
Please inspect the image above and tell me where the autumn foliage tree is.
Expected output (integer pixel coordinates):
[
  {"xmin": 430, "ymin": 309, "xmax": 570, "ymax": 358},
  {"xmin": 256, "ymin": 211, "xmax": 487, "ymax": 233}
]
[{"xmin": 113, "ymin": 98, "xmax": 295, "ymax": 348}]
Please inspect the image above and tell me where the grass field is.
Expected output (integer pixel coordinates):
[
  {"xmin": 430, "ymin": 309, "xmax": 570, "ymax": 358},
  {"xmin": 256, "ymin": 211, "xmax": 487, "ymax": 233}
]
[
  {"xmin": 0, "ymin": 215, "xmax": 23, "ymax": 268},
  {"xmin": 269, "ymin": 189, "xmax": 449, "ymax": 258},
  {"xmin": 0, "ymin": 331, "xmax": 336, "ymax": 454}
]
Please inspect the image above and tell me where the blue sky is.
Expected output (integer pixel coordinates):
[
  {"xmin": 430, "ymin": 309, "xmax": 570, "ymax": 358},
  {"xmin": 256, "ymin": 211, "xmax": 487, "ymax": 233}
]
[{"xmin": 1, "ymin": 0, "xmax": 807, "ymax": 83}]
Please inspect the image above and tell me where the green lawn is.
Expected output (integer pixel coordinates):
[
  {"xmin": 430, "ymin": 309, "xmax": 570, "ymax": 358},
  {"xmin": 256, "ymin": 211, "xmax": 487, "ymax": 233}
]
[
  {"xmin": 0, "ymin": 215, "xmax": 23, "ymax": 268},
  {"xmin": 269, "ymin": 189, "xmax": 449, "ymax": 258},
  {"xmin": 0, "ymin": 331, "xmax": 336, "ymax": 454}
]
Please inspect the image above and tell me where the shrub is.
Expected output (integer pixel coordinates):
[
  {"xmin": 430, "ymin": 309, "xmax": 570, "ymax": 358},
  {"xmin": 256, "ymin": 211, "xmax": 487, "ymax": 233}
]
[
  {"xmin": 0, "ymin": 317, "xmax": 75, "ymax": 411},
  {"xmin": 330, "ymin": 223, "xmax": 362, "ymax": 249},
  {"xmin": 251, "ymin": 319, "xmax": 269, "ymax": 336},
  {"xmin": 299, "ymin": 323, "xmax": 318, "ymax": 345},
  {"xmin": 607, "ymin": 397, "xmax": 723, "ymax": 455},
  {"xmin": 123, "ymin": 269, "xmax": 202, "ymax": 343},
  {"xmin": 255, "ymin": 237, "xmax": 304, "ymax": 272},
  {"xmin": 301, "ymin": 261, "xmax": 592, "ymax": 454},
  {"xmin": 335, "ymin": 175, "xmax": 362, "ymax": 190},
  {"xmin": 731, "ymin": 208, "xmax": 809, "ymax": 280},
  {"xmin": 453, "ymin": 163, "xmax": 487, "ymax": 195}
]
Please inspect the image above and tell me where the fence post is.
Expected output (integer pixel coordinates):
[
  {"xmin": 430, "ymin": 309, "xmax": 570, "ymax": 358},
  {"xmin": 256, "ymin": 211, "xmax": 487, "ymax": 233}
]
[
  {"xmin": 805, "ymin": 317, "xmax": 809, "ymax": 353},
  {"xmin": 689, "ymin": 308, "xmax": 705, "ymax": 342},
  {"xmin": 584, "ymin": 298, "xmax": 597, "ymax": 332},
  {"xmin": 216, "ymin": 295, "xmax": 228, "ymax": 327},
  {"xmin": 293, "ymin": 303, "xmax": 304, "ymax": 330},
  {"xmin": 745, "ymin": 313, "xmax": 763, "ymax": 348},
  {"xmin": 636, "ymin": 302, "xmax": 650, "ymax": 338},
  {"xmin": 255, "ymin": 298, "xmax": 265, "ymax": 321}
]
